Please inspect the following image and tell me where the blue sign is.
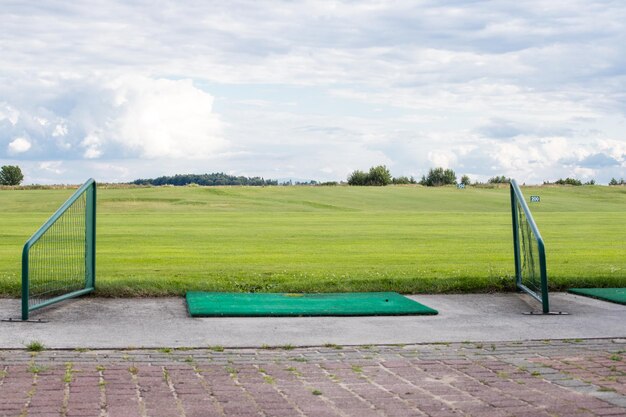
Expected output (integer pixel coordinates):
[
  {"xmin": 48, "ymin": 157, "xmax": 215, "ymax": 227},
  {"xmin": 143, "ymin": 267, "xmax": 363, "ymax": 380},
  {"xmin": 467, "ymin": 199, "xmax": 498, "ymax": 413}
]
[{"xmin": 530, "ymin": 195, "xmax": 540, "ymax": 203}]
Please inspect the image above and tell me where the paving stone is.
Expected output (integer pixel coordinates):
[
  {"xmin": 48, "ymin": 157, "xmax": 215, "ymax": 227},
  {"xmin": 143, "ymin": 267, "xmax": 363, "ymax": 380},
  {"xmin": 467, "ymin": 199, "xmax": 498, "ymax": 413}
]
[{"xmin": 1, "ymin": 339, "xmax": 626, "ymax": 416}]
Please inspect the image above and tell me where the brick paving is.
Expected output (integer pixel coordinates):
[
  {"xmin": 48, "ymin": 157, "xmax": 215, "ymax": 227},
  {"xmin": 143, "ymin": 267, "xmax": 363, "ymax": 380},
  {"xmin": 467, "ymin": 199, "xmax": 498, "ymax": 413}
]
[{"xmin": 1, "ymin": 338, "xmax": 625, "ymax": 417}]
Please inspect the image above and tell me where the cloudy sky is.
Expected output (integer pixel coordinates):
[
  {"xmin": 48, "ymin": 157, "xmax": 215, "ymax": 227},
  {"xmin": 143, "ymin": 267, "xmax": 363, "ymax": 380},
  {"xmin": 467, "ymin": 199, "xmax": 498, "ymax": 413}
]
[{"xmin": 1, "ymin": 1, "xmax": 625, "ymax": 184}]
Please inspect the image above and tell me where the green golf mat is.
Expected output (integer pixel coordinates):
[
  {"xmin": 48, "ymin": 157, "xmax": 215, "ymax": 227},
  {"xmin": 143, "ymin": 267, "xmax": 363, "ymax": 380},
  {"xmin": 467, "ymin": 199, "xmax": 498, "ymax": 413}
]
[
  {"xmin": 186, "ymin": 292, "xmax": 438, "ymax": 317},
  {"xmin": 568, "ymin": 288, "xmax": 626, "ymax": 305}
]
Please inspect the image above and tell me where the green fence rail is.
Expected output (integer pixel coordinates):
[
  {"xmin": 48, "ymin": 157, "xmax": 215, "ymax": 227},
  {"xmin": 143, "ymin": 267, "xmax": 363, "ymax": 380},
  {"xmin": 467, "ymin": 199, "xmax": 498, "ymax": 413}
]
[
  {"xmin": 22, "ymin": 179, "xmax": 96, "ymax": 320},
  {"xmin": 510, "ymin": 179, "xmax": 549, "ymax": 313}
]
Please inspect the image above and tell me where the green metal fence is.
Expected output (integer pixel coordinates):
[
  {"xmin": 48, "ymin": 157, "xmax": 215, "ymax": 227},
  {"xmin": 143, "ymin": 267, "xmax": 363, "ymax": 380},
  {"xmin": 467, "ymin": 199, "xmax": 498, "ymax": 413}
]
[
  {"xmin": 22, "ymin": 179, "xmax": 96, "ymax": 320},
  {"xmin": 510, "ymin": 179, "xmax": 549, "ymax": 313}
]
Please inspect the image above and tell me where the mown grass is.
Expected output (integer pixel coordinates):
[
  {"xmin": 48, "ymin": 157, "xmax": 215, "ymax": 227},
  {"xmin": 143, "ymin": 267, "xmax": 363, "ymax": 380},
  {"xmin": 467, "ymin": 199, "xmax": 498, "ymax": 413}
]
[{"xmin": 0, "ymin": 185, "xmax": 624, "ymax": 296}]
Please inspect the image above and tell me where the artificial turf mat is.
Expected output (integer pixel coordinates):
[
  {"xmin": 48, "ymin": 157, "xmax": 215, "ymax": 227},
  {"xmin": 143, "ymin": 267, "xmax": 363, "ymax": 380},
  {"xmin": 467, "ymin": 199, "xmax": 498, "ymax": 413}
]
[
  {"xmin": 186, "ymin": 292, "xmax": 438, "ymax": 317},
  {"xmin": 568, "ymin": 288, "xmax": 626, "ymax": 305}
]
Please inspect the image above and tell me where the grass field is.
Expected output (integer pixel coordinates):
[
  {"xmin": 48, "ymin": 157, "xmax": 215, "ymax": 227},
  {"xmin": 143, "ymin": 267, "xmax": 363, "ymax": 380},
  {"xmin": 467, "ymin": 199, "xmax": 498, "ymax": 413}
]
[{"xmin": 0, "ymin": 184, "xmax": 624, "ymax": 297}]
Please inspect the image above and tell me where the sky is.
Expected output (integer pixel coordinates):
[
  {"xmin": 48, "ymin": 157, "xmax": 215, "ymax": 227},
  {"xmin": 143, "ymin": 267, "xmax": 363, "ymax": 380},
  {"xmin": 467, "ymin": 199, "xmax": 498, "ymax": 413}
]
[{"xmin": 1, "ymin": 0, "xmax": 625, "ymax": 185}]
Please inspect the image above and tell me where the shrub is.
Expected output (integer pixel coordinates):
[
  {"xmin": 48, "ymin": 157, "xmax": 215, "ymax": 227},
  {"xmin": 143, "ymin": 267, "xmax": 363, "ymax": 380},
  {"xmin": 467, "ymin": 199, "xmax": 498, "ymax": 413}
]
[
  {"xmin": 460, "ymin": 175, "xmax": 471, "ymax": 186},
  {"xmin": 420, "ymin": 167, "xmax": 457, "ymax": 187},
  {"xmin": 391, "ymin": 176, "xmax": 416, "ymax": 185},
  {"xmin": 347, "ymin": 165, "xmax": 392, "ymax": 186},
  {"xmin": 347, "ymin": 170, "xmax": 368, "ymax": 185},
  {"xmin": 366, "ymin": 165, "xmax": 392, "ymax": 186}
]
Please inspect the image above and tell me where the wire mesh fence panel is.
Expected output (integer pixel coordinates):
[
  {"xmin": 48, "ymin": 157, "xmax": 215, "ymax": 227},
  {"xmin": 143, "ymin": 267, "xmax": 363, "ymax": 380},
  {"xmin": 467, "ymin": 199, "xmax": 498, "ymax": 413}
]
[
  {"xmin": 22, "ymin": 179, "xmax": 95, "ymax": 320},
  {"xmin": 510, "ymin": 179, "xmax": 549, "ymax": 313},
  {"xmin": 517, "ymin": 202, "xmax": 542, "ymax": 294}
]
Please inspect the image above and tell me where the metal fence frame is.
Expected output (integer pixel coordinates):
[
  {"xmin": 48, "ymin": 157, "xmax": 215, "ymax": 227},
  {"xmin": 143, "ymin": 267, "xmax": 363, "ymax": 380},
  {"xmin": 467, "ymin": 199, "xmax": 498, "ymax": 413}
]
[
  {"xmin": 510, "ymin": 179, "xmax": 549, "ymax": 313},
  {"xmin": 21, "ymin": 179, "xmax": 96, "ymax": 320}
]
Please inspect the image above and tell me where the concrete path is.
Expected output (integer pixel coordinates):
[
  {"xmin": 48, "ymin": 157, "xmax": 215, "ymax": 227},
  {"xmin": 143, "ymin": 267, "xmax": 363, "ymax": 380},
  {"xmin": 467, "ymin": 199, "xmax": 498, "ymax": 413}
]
[
  {"xmin": 0, "ymin": 293, "xmax": 624, "ymax": 349},
  {"xmin": 1, "ymin": 339, "xmax": 625, "ymax": 417}
]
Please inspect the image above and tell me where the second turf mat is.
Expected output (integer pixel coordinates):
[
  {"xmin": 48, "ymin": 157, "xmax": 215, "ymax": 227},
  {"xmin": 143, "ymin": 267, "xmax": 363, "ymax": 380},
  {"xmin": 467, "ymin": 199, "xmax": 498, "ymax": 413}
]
[
  {"xmin": 186, "ymin": 292, "xmax": 438, "ymax": 317},
  {"xmin": 568, "ymin": 288, "xmax": 626, "ymax": 305}
]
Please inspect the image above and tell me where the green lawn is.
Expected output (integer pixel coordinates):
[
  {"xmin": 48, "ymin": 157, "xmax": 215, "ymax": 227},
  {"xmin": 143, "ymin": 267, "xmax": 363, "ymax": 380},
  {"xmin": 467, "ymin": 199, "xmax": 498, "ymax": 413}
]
[{"xmin": 0, "ymin": 184, "xmax": 624, "ymax": 296}]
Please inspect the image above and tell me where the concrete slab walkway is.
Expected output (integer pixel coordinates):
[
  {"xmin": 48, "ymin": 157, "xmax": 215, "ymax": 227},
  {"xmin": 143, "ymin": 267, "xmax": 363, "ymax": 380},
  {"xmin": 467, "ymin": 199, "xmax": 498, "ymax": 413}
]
[{"xmin": 1, "ymin": 293, "xmax": 624, "ymax": 349}]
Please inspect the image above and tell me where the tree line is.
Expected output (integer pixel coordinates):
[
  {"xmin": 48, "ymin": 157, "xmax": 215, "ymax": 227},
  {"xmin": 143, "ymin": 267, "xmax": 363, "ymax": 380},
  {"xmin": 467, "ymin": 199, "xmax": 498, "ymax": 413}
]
[
  {"xmin": 2, "ymin": 164, "xmax": 624, "ymax": 187},
  {"xmin": 346, "ymin": 166, "xmax": 626, "ymax": 187},
  {"xmin": 132, "ymin": 173, "xmax": 278, "ymax": 186}
]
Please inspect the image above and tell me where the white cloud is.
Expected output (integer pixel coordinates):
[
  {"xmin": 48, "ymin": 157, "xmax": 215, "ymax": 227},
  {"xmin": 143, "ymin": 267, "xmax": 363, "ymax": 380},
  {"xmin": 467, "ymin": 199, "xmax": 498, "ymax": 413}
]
[
  {"xmin": 38, "ymin": 161, "xmax": 64, "ymax": 174},
  {"xmin": 0, "ymin": 103, "xmax": 20, "ymax": 125},
  {"xmin": 34, "ymin": 116, "xmax": 48, "ymax": 126},
  {"xmin": 108, "ymin": 75, "xmax": 225, "ymax": 159},
  {"xmin": 52, "ymin": 124, "xmax": 67, "ymax": 137},
  {"xmin": 1, "ymin": 74, "xmax": 225, "ymax": 161},
  {"xmin": 428, "ymin": 150, "xmax": 458, "ymax": 169},
  {"xmin": 81, "ymin": 133, "xmax": 103, "ymax": 159},
  {"xmin": 572, "ymin": 167, "xmax": 596, "ymax": 179},
  {"xmin": 7, "ymin": 137, "xmax": 31, "ymax": 154}
]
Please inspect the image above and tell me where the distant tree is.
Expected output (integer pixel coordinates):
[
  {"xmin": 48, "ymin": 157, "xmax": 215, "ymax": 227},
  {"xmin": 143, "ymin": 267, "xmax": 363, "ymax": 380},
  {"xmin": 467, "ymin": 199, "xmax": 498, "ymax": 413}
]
[
  {"xmin": 609, "ymin": 177, "xmax": 625, "ymax": 186},
  {"xmin": 347, "ymin": 170, "xmax": 368, "ymax": 185},
  {"xmin": 366, "ymin": 165, "xmax": 392, "ymax": 186},
  {"xmin": 554, "ymin": 178, "xmax": 582, "ymax": 186},
  {"xmin": 487, "ymin": 175, "xmax": 510, "ymax": 184},
  {"xmin": 420, "ymin": 167, "xmax": 457, "ymax": 187},
  {"xmin": 460, "ymin": 175, "xmax": 471, "ymax": 186},
  {"xmin": 0, "ymin": 165, "xmax": 24, "ymax": 186},
  {"xmin": 584, "ymin": 179, "xmax": 596, "ymax": 185}
]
